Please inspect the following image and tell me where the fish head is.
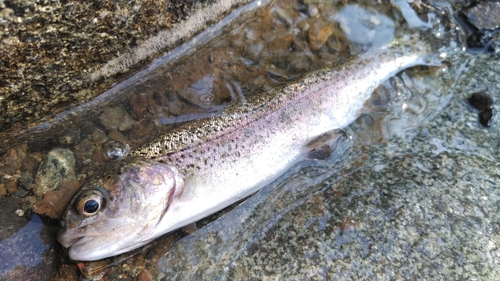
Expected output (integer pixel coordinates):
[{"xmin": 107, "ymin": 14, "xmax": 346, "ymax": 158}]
[{"xmin": 57, "ymin": 157, "xmax": 184, "ymax": 261}]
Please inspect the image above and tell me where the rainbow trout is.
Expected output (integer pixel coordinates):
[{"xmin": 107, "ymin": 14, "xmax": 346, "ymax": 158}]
[{"xmin": 58, "ymin": 37, "xmax": 438, "ymax": 261}]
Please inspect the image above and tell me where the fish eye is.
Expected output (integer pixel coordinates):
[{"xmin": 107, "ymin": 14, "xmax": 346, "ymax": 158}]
[{"xmin": 77, "ymin": 191, "xmax": 104, "ymax": 217}]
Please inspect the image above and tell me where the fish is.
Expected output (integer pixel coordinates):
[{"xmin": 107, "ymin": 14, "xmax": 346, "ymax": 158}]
[{"xmin": 58, "ymin": 36, "xmax": 439, "ymax": 261}]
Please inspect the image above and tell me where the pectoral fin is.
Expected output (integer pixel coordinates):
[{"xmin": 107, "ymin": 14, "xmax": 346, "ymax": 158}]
[{"xmin": 305, "ymin": 129, "xmax": 347, "ymax": 160}]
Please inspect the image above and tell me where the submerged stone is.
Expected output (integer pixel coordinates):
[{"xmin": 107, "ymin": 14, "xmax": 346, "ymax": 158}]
[{"xmin": 34, "ymin": 148, "xmax": 76, "ymax": 198}]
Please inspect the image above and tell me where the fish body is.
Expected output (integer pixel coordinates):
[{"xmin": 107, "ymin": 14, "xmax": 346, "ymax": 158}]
[{"xmin": 58, "ymin": 40, "xmax": 436, "ymax": 261}]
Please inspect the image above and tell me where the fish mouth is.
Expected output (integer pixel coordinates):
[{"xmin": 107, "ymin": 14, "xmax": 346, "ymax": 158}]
[{"xmin": 57, "ymin": 231, "xmax": 84, "ymax": 249}]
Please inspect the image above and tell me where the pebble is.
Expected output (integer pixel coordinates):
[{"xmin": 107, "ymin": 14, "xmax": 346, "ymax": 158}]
[
  {"xmin": 178, "ymin": 75, "xmax": 217, "ymax": 109},
  {"xmin": 308, "ymin": 25, "xmax": 333, "ymax": 51},
  {"xmin": 137, "ymin": 269, "xmax": 153, "ymax": 281},
  {"xmin": 99, "ymin": 106, "xmax": 134, "ymax": 131},
  {"xmin": 0, "ymin": 144, "xmax": 27, "ymax": 175},
  {"xmin": 273, "ymin": 6, "xmax": 293, "ymax": 27},
  {"xmin": 87, "ymin": 127, "xmax": 109, "ymax": 144},
  {"xmin": 5, "ymin": 179, "xmax": 18, "ymax": 194},
  {"xmin": 308, "ymin": 5, "xmax": 319, "ymax": 18},
  {"xmin": 18, "ymin": 172, "xmax": 34, "ymax": 191},
  {"xmin": 74, "ymin": 138, "xmax": 99, "ymax": 162},
  {"xmin": 58, "ymin": 129, "xmax": 81, "ymax": 146},
  {"xmin": 0, "ymin": 184, "xmax": 7, "ymax": 197},
  {"xmin": 130, "ymin": 94, "xmax": 149, "ymax": 120},
  {"xmin": 118, "ymin": 114, "xmax": 135, "ymax": 131},
  {"xmin": 34, "ymin": 148, "xmax": 76, "ymax": 198},
  {"xmin": 15, "ymin": 209, "xmax": 24, "ymax": 217}
]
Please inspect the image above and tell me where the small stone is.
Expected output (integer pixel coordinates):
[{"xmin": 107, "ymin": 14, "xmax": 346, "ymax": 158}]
[
  {"xmin": 130, "ymin": 119, "xmax": 157, "ymax": 144},
  {"xmin": 15, "ymin": 209, "xmax": 24, "ymax": 216},
  {"xmin": 18, "ymin": 172, "xmax": 34, "ymax": 191},
  {"xmin": 118, "ymin": 114, "xmax": 135, "ymax": 131},
  {"xmin": 87, "ymin": 128, "xmax": 109, "ymax": 144},
  {"xmin": 130, "ymin": 94, "xmax": 149, "ymax": 119},
  {"xmin": 81, "ymin": 122, "xmax": 98, "ymax": 137},
  {"xmin": 99, "ymin": 106, "xmax": 131, "ymax": 131},
  {"xmin": 33, "ymin": 181, "xmax": 81, "ymax": 218},
  {"xmin": 308, "ymin": 25, "xmax": 333, "ymax": 51},
  {"xmin": 34, "ymin": 148, "xmax": 76, "ymax": 198},
  {"xmin": 137, "ymin": 269, "xmax": 153, "ymax": 281},
  {"xmin": 0, "ymin": 184, "xmax": 7, "ymax": 197},
  {"xmin": 108, "ymin": 130, "xmax": 129, "ymax": 144},
  {"xmin": 5, "ymin": 178, "xmax": 18, "ymax": 194},
  {"xmin": 273, "ymin": 6, "xmax": 293, "ymax": 27},
  {"xmin": 12, "ymin": 189, "xmax": 30, "ymax": 198},
  {"xmin": 178, "ymin": 75, "xmax": 217, "ymax": 109},
  {"xmin": 308, "ymin": 5, "xmax": 319, "ymax": 18},
  {"xmin": 0, "ymin": 143, "xmax": 27, "ymax": 175},
  {"xmin": 58, "ymin": 129, "xmax": 81, "ymax": 146},
  {"xmin": 21, "ymin": 153, "xmax": 43, "ymax": 176},
  {"xmin": 74, "ymin": 138, "xmax": 99, "ymax": 161}
]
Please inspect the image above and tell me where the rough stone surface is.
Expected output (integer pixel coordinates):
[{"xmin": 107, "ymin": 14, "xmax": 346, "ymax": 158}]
[
  {"xmin": 34, "ymin": 148, "xmax": 76, "ymax": 198},
  {"xmin": 464, "ymin": 1, "xmax": 500, "ymax": 30},
  {"xmin": 0, "ymin": 0, "xmax": 256, "ymax": 151}
]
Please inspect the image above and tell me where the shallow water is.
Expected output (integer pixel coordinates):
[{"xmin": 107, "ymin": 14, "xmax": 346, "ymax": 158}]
[{"xmin": 0, "ymin": 0, "xmax": 497, "ymax": 279}]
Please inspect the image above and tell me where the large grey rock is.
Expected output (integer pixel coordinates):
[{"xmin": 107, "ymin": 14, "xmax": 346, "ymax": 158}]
[{"xmin": 34, "ymin": 148, "xmax": 76, "ymax": 198}]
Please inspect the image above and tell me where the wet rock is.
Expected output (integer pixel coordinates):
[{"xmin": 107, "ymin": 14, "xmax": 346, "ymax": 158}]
[
  {"xmin": 308, "ymin": 5, "xmax": 319, "ymax": 18},
  {"xmin": 0, "ymin": 144, "xmax": 27, "ymax": 176},
  {"xmin": 22, "ymin": 153, "xmax": 44, "ymax": 176},
  {"xmin": 57, "ymin": 129, "xmax": 81, "ymax": 146},
  {"xmin": 137, "ymin": 269, "xmax": 153, "ymax": 281},
  {"xmin": 12, "ymin": 189, "xmax": 30, "ymax": 198},
  {"xmin": 5, "ymin": 179, "xmax": 18, "ymax": 195},
  {"xmin": 33, "ymin": 181, "xmax": 80, "ymax": 219},
  {"xmin": 81, "ymin": 122, "xmax": 98, "ymax": 138},
  {"xmin": 464, "ymin": 2, "xmax": 500, "ymax": 30},
  {"xmin": 166, "ymin": 93, "xmax": 184, "ymax": 116},
  {"xmin": 18, "ymin": 172, "xmax": 34, "ymax": 191},
  {"xmin": 308, "ymin": 25, "xmax": 333, "ymax": 51},
  {"xmin": 130, "ymin": 93, "xmax": 149, "ymax": 119},
  {"xmin": 178, "ymin": 75, "xmax": 217, "ymax": 109},
  {"xmin": 0, "ymin": 184, "xmax": 7, "ymax": 197},
  {"xmin": 74, "ymin": 138, "xmax": 99, "ymax": 162},
  {"xmin": 266, "ymin": 32, "xmax": 294, "ymax": 54},
  {"xmin": 130, "ymin": 119, "xmax": 156, "ymax": 144},
  {"xmin": 55, "ymin": 264, "xmax": 79, "ymax": 281},
  {"xmin": 99, "ymin": 106, "xmax": 134, "ymax": 131},
  {"xmin": 34, "ymin": 148, "xmax": 76, "ymax": 198},
  {"xmin": 118, "ymin": 114, "xmax": 135, "ymax": 131},
  {"xmin": 87, "ymin": 127, "xmax": 109, "ymax": 145},
  {"xmin": 273, "ymin": 6, "xmax": 293, "ymax": 27},
  {"xmin": 108, "ymin": 130, "xmax": 129, "ymax": 144}
]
